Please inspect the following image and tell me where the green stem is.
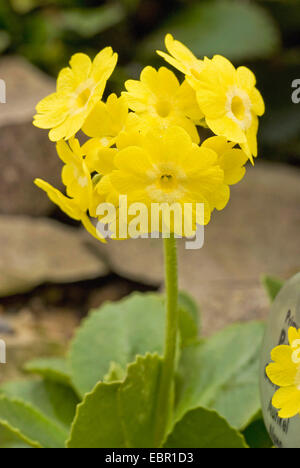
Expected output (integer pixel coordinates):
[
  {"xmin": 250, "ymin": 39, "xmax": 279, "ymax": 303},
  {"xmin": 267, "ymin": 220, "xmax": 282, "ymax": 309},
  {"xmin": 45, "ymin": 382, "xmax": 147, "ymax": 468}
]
[{"xmin": 154, "ymin": 236, "xmax": 179, "ymax": 447}]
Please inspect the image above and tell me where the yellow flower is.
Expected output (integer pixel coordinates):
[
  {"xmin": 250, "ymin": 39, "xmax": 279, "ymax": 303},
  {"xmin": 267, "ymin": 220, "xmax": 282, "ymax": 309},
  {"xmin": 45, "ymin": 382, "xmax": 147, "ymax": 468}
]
[
  {"xmin": 192, "ymin": 56, "xmax": 265, "ymax": 162},
  {"xmin": 157, "ymin": 36, "xmax": 264, "ymax": 162},
  {"xmin": 34, "ymin": 179, "xmax": 104, "ymax": 242},
  {"xmin": 57, "ymin": 138, "xmax": 92, "ymax": 212},
  {"xmin": 157, "ymin": 34, "xmax": 204, "ymax": 86},
  {"xmin": 82, "ymin": 94, "xmax": 128, "ymax": 172},
  {"xmin": 201, "ymin": 136, "xmax": 248, "ymax": 211},
  {"xmin": 123, "ymin": 66, "xmax": 203, "ymax": 143},
  {"xmin": 33, "ymin": 48, "xmax": 118, "ymax": 142},
  {"xmin": 82, "ymin": 94, "xmax": 128, "ymax": 145},
  {"xmin": 266, "ymin": 327, "xmax": 300, "ymax": 419},
  {"xmin": 108, "ymin": 126, "xmax": 224, "ymax": 236}
]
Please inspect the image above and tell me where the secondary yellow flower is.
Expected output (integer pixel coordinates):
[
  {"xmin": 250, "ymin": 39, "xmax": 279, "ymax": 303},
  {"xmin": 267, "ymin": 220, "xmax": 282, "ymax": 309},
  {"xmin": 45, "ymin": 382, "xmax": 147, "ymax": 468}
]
[
  {"xmin": 158, "ymin": 36, "xmax": 264, "ymax": 162},
  {"xmin": 82, "ymin": 94, "xmax": 128, "ymax": 145},
  {"xmin": 108, "ymin": 126, "xmax": 224, "ymax": 235},
  {"xmin": 201, "ymin": 136, "xmax": 248, "ymax": 211},
  {"xmin": 34, "ymin": 179, "xmax": 104, "ymax": 242},
  {"xmin": 82, "ymin": 94, "xmax": 128, "ymax": 172},
  {"xmin": 33, "ymin": 48, "xmax": 118, "ymax": 142},
  {"xmin": 35, "ymin": 137, "xmax": 105, "ymax": 242},
  {"xmin": 192, "ymin": 56, "xmax": 265, "ymax": 162},
  {"xmin": 157, "ymin": 34, "xmax": 204, "ymax": 85},
  {"xmin": 266, "ymin": 327, "xmax": 300, "ymax": 419},
  {"xmin": 57, "ymin": 138, "xmax": 92, "ymax": 212},
  {"xmin": 123, "ymin": 66, "xmax": 203, "ymax": 143}
]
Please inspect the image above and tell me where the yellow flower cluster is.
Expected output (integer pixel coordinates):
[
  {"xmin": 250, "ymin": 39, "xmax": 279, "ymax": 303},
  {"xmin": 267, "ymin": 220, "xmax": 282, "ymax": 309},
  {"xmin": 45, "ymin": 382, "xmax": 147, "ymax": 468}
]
[
  {"xmin": 34, "ymin": 35, "xmax": 264, "ymax": 242},
  {"xmin": 266, "ymin": 327, "xmax": 300, "ymax": 419}
]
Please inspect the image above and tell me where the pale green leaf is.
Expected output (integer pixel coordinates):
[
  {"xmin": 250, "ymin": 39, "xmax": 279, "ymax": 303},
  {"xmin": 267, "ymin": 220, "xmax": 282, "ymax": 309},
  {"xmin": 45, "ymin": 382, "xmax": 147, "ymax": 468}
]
[
  {"xmin": 67, "ymin": 382, "xmax": 124, "ymax": 449},
  {"xmin": 143, "ymin": 0, "xmax": 280, "ymax": 61},
  {"xmin": 69, "ymin": 293, "xmax": 166, "ymax": 396},
  {"xmin": 0, "ymin": 424, "xmax": 31, "ymax": 448},
  {"xmin": 119, "ymin": 354, "xmax": 163, "ymax": 448},
  {"xmin": 24, "ymin": 357, "xmax": 72, "ymax": 387},
  {"xmin": 68, "ymin": 354, "xmax": 162, "ymax": 448},
  {"xmin": 164, "ymin": 407, "xmax": 247, "ymax": 448},
  {"xmin": 0, "ymin": 396, "xmax": 67, "ymax": 448},
  {"xmin": 60, "ymin": 4, "xmax": 125, "ymax": 38},
  {"xmin": 178, "ymin": 291, "xmax": 200, "ymax": 346},
  {"xmin": 0, "ymin": 379, "xmax": 79, "ymax": 432},
  {"xmin": 176, "ymin": 322, "xmax": 265, "ymax": 430}
]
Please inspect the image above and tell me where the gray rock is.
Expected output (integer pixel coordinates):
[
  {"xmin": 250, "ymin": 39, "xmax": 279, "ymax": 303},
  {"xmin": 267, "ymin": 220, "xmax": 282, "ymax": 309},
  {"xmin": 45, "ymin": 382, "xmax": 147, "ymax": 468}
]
[
  {"xmin": 0, "ymin": 216, "xmax": 109, "ymax": 297},
  {"xmin": 0, "ymin": 317, "xmax": 14, "ymax": 335},
  {"xmin": 88, "ymin": 162, "xmax": 300, "ymax": 335},
  {"xmin": 0, "ymin": 56, "xmax": 62, "ymax": 216}
]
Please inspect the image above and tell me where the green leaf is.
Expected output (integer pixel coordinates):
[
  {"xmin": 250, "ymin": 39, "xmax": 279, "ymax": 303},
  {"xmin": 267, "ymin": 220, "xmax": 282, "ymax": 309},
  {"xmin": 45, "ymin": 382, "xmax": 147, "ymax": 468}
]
[
  {"xmin": 0, "ymin": 397, "xmax": 67, "ymax": 448},
  {"xmin": 164, "ymin": 407, "xmax": 247, "ymax": 448},
  {"xmin": 261, "ymin": 275, "xmax": 284, "ymax": 302},
  {"xmin": 119, "ymin": 354, "xmax": 162, "ymax": 448},
  {"xmin": 69, "ymin": 293, "xmax": 166, "ymax": 396},
  {"xmin": 142, "ymin": 0, "xmax": 280, "ymax": 61},
  {"xmin": 67, "ymin": 354, "xmax": 163, "ymax": 448},
  {"xmin": 60, "ymin": 4, "xmax": 125, "ymax": 38},
  {"xmin": 24, "ymin": 357, "xmax": 72, "ymax": 387},
  {"xmin": 176, "ymin": 322, "xmax": 265, "ymax": 430},
  {"xmin": 0, "ymin": 379, "xmax": 79, "ymax": 432},
  {"xmin": 68, "ymin": 382, "xmax": 124, "ymax": 449},
  {"xmin": 242, "ymin": 412, "xmax": 273, "ymax": 449},
  {"xmin": 0, "ymin": 30, "xmax": 10, "ymax": 53},
  {"xmin": 178, "ymin": 291, "xmax": 200, "ymax": 346},
  {"xmin": 103, "ymin": 361, "xmax": 126, "ymax": 383},
  {"xmin": 0, "ymin": 424, "xmax": 31, "ymax": 448}
]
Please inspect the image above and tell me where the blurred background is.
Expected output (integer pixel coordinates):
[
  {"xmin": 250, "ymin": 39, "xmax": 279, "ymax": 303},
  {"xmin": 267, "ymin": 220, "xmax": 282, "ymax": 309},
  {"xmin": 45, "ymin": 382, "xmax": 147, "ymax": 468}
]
[{"xmin": 0, "ymin": 0, "xmax": 299, "ymax": 382}]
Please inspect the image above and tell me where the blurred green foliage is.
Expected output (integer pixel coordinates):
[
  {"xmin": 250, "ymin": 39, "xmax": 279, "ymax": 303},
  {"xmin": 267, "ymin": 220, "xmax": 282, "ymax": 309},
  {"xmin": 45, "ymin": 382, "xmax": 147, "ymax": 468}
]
[{"xmin": 0, "ymin": 0, "xmax": 299, "ymax": 164}]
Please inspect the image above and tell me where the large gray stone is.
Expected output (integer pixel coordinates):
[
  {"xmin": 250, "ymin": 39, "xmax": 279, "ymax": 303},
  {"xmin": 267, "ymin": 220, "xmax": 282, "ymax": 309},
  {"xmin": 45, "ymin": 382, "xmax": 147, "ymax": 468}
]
[
  {"xmin": 0, "ymin": 56, "xmax": 62, "ymax": 216},
  {"xmin": 88, "ymin": 162, "xmax": 300, "ymax": 335},
  {"xmin": 0, "ymin": 216, "xmax": 109, "ymax": 297}
]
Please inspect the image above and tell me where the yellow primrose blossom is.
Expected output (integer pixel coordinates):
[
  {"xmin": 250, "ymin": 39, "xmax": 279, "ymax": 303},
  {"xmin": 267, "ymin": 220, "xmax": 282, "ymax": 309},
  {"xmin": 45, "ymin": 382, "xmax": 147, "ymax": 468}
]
[
  {"xmin": 35, "ymin": 138, "xmax": 106, "ymax": 242},
  {"xmin": 157, "ymin": 34, "xmax": 204, "ymax": 86},
  {"xmin": 34, "ymin": 179, "xmax": 104, "ymax": 242},
  {"xmin": 266, "ymin": 327, "xmax": 300, "ymax": 419},
  {"xmin": 108, "ymin": 126, "xmax": 224, "ymax": 236},
  {"xmin": 193, "ymin": 56, "xmax": 265, "ymax": 162},
  {"xmin": 32, "ymin": 36, "xmax": 262, "ymax": 244},
  {"xmin": 33, "ymin": 48, "xmax": 118, "ymax": 142},
  {"xmin": 158, "ymin": 36, "xmax": 265, "ymax": 162},
  {"xmin": 202, "ymin": 136, "xmax": 248, "ymax": 211},
  {"xmin": 123, "ymin": 66, "xmax": 203, "ymax": 143},
  {"xmin": 57, "ymin": 138, "xmax": 92, "ymax": 212},
  {"xmin": 82, "ymin": 94, "xmax": 128, "ymax": 158}
]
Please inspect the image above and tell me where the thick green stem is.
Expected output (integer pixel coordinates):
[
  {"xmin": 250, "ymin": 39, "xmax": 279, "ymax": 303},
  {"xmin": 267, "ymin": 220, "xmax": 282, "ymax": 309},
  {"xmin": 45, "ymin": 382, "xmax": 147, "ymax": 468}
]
[{"xmin": 154, "ymin": 236, "xmax": 179, "ymax": 447}]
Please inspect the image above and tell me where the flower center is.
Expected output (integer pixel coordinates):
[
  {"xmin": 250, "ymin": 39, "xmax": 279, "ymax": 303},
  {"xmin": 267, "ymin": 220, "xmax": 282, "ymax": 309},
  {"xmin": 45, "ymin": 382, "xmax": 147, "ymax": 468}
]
[
  {"xmin": 226, "ymin": 87, "xmax": 252, "ymax": 130},
  {"xmin": 146, "ymin": 164, "xmax": 187, "ymax": 203},
  {"xmin": 160, "ymin": 174, "xmax": 173, "ymax": 185},
  {"xmin": 231, "ymin": 96, "xmax": 246, "ymax": 121},
  {"xmin": 158, "ymin": 173, "xmax": 177, "ymax": 193},
  {"xmin": 76, "ymin": 87, "xmax": 91, "ymax": 108},
  {"xmin": 156, "ymin": 100, "xmax": 172, "ymax": 118},
  {"xmin": 70, "ymin": 78, "xmax": 94, "ymax": 114}
]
